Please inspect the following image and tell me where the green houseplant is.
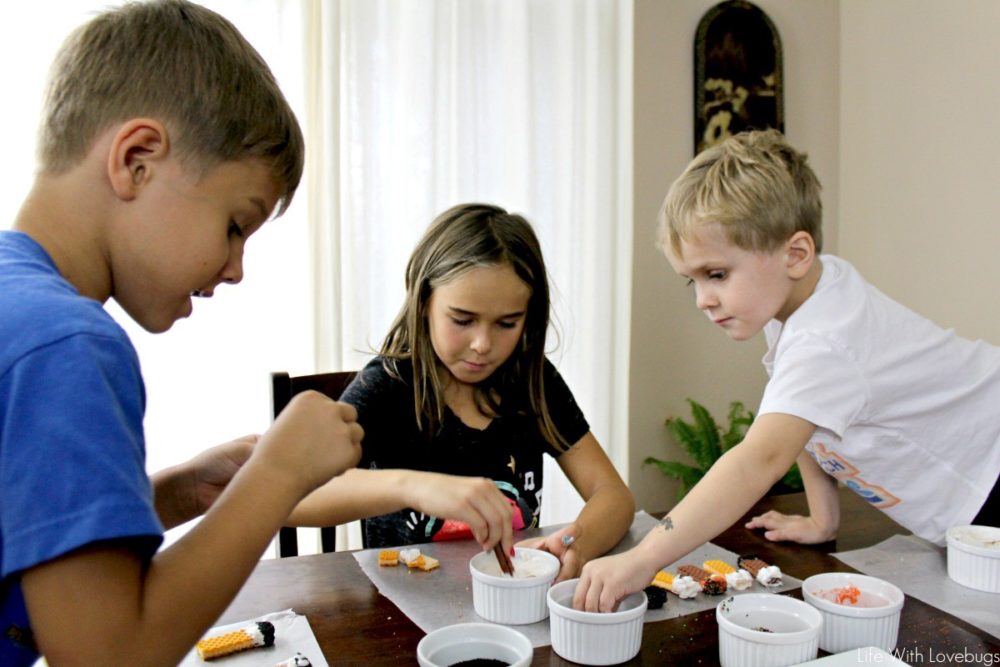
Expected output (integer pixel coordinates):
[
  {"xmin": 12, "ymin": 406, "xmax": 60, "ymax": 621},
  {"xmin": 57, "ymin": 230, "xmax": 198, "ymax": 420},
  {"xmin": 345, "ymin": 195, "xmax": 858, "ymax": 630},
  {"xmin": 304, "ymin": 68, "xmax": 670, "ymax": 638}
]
[{"xmin": 645, "ymin": 399, "xmax": 803, "ymax": 500}]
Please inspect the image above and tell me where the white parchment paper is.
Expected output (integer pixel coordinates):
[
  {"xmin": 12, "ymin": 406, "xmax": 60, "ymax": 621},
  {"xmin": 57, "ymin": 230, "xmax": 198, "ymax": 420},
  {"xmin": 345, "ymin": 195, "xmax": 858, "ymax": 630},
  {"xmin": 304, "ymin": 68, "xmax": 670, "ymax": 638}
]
[
  {"xmin": 179, "ymin": 609, "xmax": 327, "ymax": 667},
  {"xmin": 833, "ymin": 534, "xmax": 1000, "ymax": 639},
  {"xmin": 353, "ymin": 510, "xmax": 801, "ymax": 647}
]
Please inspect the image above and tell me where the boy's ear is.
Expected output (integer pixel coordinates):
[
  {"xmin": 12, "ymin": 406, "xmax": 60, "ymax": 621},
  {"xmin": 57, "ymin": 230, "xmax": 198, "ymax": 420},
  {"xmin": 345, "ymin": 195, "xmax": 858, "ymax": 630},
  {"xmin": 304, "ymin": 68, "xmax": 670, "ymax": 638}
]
[
  {"xmin": 785, "ymin": 231, "xmax": 816, "ymax": 279},
  {"xmin": 107, "ymin": 119, "xmax": 169, "ymax": 201}
]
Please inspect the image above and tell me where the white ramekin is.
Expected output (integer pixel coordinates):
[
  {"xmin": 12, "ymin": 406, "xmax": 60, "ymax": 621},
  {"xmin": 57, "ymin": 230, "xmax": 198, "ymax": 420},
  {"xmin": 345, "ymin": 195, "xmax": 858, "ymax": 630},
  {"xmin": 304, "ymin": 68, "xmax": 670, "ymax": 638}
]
[
  {"xmin": 801, "ymin": 572, "xmax": 904, "ymax": 653},
  {"xmin": 469, "ymin": 547, "xmax": 559, "ymax": 625},
  {"xmin": 416, "ymin": 622, "xmax": 532, "ymax": 667},
  {"xmin": 946, "ymin": 525, "xmax": 1000, "ymax": 593},
  {"xmin": 715, "ymin": 593, "xmax": 822, "ymax": 667},
  {"xmin": 546, "ymin": 578, "xmax": 647, "ymax": 666}
]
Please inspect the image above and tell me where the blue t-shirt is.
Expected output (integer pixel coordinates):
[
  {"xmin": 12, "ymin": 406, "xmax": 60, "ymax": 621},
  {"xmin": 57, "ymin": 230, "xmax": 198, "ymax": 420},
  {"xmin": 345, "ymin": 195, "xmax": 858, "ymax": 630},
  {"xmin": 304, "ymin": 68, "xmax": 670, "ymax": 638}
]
[{"xmin": 0, "ymin": 231, "xmax": 163, "ymax": 665}]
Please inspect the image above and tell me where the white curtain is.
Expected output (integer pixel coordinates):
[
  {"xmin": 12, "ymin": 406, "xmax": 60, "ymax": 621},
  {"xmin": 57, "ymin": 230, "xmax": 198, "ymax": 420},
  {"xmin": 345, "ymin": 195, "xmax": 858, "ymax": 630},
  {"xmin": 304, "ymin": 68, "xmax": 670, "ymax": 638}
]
[
  {"xmin": 305, "ymin": 0, "xmax": 633, "ymax": 549},
  {"xmin": 2, "ymin": 0, "xmax": 632, "ymax": 557}
]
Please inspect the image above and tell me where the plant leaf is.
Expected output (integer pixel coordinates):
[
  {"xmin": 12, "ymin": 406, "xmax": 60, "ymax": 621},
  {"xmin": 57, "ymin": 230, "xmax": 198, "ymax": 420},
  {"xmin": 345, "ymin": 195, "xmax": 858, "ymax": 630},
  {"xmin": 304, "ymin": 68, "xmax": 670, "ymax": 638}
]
[
  {"xmin": 780, "ymin": 463, "xmax": 803, "ymax": 490},
  {"xmin": 721, "ymin": 401, "xmax": 754, "ymax": 451},
  {"xmin": 665, "ymin": 417, "xmax": 701, "ymax": 463},
  {"xmin": 687, "ymin": 399, "xmax": 721, "ymax": 469}
]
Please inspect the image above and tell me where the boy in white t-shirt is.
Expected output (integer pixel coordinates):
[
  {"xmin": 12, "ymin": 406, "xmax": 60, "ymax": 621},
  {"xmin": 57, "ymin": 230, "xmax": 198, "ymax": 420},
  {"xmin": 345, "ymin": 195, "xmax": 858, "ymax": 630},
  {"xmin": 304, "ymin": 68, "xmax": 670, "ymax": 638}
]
[{"xmin": 572, "ymin": 129, "xmax": 1000, "ymax": 613}]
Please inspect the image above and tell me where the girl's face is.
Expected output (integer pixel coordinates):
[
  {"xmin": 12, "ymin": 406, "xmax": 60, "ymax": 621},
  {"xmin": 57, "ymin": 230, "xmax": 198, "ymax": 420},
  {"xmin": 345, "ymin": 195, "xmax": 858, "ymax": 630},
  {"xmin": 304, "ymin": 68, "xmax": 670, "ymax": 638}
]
[{"xmin": 426, "ymin": 263, "xmax": 531, "ymax": 387}]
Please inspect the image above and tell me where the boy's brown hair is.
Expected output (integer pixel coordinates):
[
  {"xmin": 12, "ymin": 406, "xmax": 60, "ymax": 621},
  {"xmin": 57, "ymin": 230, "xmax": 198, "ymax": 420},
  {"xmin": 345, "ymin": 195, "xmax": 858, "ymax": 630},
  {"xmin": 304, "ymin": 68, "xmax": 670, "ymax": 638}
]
[
  {"xmin": 40, "ymin": 0, "xmax": 304, "ymax": 213},
  {"xmin": 659, "ymin": 129, "xmax": 822, "ymax": 257}
]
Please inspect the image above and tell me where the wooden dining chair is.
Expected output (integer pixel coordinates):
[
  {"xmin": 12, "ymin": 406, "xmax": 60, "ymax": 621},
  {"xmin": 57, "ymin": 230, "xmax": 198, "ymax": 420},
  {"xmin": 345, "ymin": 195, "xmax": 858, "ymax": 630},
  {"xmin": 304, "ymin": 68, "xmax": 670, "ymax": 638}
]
[{"xmin": 271, "ymin": 369, "xmax": 358, "ymax": 558}]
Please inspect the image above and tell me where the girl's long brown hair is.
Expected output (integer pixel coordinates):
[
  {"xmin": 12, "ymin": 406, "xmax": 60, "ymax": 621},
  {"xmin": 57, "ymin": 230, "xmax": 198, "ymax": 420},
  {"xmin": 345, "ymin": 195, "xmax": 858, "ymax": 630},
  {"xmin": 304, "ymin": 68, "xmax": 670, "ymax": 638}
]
[{"xmin": 380, "ymin": 203, "xmax": 569, "ymax": 451}]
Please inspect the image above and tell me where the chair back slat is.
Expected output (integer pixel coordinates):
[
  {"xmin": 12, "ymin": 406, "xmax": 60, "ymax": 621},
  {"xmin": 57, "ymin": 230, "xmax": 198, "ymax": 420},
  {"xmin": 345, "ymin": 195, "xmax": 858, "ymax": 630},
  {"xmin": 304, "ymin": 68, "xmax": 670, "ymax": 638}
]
[{"xmin": 271, "ymin": 370, "xmax": 357, "ymax": 557}]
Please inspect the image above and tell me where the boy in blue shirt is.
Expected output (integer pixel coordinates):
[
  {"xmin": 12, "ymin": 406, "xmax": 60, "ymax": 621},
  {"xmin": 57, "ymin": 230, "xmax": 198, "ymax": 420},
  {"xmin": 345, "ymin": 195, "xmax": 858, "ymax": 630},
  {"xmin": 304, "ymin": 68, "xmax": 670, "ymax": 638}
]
[
  {"xmin": 573, "ymin": 129, "xmax": 1000, "ymax": 612},
  {"xmin": 0, "ymin": 2, "xmax": 362, "ymax": 664}
]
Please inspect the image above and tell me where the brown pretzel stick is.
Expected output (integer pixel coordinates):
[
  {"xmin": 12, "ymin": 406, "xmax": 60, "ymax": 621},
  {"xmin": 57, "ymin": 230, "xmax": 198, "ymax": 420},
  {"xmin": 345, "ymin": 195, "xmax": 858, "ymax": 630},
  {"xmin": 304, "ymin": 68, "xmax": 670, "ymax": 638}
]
[{"xmin": 494, "ymin": 543, "xmax": 515, "ymax": 576}]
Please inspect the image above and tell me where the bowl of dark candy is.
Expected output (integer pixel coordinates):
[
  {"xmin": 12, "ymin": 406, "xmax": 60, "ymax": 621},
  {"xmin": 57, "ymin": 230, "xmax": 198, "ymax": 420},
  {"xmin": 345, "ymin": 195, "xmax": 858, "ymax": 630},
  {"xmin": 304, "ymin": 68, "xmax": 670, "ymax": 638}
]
[{"xmin": 416, "ymin": 622, "xmax": 531, "ymax": 667}]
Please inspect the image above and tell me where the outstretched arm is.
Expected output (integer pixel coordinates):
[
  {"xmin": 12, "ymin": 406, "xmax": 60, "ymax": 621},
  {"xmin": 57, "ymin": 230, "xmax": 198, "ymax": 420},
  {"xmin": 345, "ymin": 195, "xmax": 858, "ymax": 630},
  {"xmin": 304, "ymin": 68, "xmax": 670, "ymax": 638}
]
[
  {"xmin": 288, "ymin": 468, "xmax": 514, "ymax": 554},
  {"xmin": 517, "ymin": 432, "xmax": 634, "ymax": 581},
  {"xmin": 573, "ymin": 413, "xmax": 815, "ymax": 612},
  {"xmin": 745, "ymin": 449, "xmax": 839, "ymax": 543}
]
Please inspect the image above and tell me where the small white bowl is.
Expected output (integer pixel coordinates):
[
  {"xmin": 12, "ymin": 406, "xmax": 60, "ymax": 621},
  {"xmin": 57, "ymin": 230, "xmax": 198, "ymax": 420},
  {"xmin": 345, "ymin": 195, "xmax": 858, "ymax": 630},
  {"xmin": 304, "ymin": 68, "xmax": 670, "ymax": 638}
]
[
  {"xmin": 469, "ymin": 547, "xmax": 559, "ymax": 625},
  {"xmin": 801, "ymin": 572, "xmax": 904, "ymax": 653},
  {"xmin": 946, "ymin": 525, "xmax": 1000, "ymax": 593},
  {"xmin": 416, "ymin": 622, "xmax": 532, "ymax": 667},
  {"xmin": 546, "ymin": 578, "xmax": 647, "ymax": 666},
  {"xmin": 716, "ymin": 593, "xmax": 821, "ymax": 667}
]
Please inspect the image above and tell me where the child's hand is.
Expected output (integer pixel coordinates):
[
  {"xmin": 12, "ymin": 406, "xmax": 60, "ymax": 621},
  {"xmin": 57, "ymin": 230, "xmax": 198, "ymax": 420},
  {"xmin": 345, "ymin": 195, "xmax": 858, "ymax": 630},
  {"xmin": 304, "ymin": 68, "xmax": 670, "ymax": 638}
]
[
  {"xmin": 257, "ymin": 391, "xmax": 363, "ymax": 495},
  {"xmin": 573, "ymin": 549, "xmax": 658, "ymax": 613},
  {"xmin": 152, "ymin": 434, "xmax": 259, "ymax": 529},
  {"xmin": 404, "ymin": 472, "xmax": 514, "ymax": 553},
  {"xmin": 517, "ymin": 523, "xmax": 583, "ymax": 582},
  {"xmin": 189, "ymin": 434, "xmax": 258, "ymax": 514},
  {"xmin": 745, "ymin": 510, "xmax": 836, "ymax": 544}
]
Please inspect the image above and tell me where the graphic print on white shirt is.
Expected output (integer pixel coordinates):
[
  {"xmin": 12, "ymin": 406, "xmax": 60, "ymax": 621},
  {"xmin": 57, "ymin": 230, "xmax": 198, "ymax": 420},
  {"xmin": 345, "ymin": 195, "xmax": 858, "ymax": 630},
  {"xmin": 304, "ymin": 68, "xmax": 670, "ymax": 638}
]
[{"xmin": 806, "ymin": 441, "xmax": 900, "ymax": 509}]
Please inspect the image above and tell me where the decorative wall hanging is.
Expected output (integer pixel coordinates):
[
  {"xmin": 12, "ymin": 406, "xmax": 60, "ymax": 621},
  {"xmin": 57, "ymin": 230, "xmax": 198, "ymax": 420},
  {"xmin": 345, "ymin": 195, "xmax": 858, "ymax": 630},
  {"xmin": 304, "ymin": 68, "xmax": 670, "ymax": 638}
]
[{"xmin": 694, "ymin": 0, "xmax": 783, "ymax": 155}]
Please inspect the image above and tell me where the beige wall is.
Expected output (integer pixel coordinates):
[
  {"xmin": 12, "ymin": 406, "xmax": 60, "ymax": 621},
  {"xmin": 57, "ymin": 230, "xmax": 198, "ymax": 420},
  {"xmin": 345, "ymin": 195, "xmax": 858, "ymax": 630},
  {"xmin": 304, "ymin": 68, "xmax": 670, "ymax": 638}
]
[
  {"xmin": 839, "ymin": 0, "xmax": 1000, "ymax": 344},
  {"xmin": 629, "ymin": 0, "xmax": 840, "ymax": 513}
]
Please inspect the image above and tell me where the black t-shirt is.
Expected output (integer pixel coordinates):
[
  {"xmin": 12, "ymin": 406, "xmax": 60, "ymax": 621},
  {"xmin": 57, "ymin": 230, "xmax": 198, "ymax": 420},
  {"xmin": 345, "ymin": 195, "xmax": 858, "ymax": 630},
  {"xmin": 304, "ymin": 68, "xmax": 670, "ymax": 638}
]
[{"xmin": 341, "ymin": 356, "xmax": 590, "ymax": 548}]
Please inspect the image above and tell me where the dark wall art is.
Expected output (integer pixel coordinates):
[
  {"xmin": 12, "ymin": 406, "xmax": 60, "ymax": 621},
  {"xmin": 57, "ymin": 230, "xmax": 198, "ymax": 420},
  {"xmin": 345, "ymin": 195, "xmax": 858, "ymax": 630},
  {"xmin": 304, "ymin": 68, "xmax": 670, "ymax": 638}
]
[{"xmin": 694, "ymin": 0, "xmax": 784, "ymax": 155}]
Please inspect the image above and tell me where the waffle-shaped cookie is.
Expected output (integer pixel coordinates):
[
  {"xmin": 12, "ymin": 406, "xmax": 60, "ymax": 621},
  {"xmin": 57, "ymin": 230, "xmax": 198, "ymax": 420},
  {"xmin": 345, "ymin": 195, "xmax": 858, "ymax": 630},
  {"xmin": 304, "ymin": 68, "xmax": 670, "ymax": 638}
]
[{"xmin": 196, "ymin": 621, "xmax": 275, "ymax": 660}]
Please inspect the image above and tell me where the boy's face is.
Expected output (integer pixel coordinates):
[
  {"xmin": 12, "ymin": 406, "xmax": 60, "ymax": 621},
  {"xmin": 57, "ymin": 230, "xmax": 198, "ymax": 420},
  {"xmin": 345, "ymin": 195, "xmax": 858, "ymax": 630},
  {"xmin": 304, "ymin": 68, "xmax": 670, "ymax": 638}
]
[
  {"xmin": 112, "ymin": 157, "xmax": 280, "ymax": 333},
  {"xmin": 665, "ymin": 222, "xmax": 796, "ymax": 341}
]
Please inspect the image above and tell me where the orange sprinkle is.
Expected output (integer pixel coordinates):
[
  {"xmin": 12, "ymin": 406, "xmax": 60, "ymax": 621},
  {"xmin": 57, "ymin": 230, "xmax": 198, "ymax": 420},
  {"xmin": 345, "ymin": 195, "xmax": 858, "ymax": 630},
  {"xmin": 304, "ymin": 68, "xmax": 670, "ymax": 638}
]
[{"xmin": 835, "ymin": 585, "xmax": 861, "ymax": 605}]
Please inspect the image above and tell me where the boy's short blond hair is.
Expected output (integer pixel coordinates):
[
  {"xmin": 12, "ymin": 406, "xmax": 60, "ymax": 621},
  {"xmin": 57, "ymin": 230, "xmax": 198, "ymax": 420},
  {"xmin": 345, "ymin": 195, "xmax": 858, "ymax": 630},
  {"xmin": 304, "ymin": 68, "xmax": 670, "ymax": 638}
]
[
  {"xmin": 659, "ymin": 129, "xmax": 822, "ymax": 257},
  {"xmin": 40, "ymin": 0, "xmax": 303, "ymax": 214}
]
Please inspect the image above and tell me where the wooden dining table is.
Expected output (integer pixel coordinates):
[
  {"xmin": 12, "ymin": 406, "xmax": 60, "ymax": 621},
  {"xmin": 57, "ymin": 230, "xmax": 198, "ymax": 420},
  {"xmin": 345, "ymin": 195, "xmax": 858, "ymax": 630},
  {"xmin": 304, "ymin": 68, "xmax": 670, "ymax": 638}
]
[{"xmin": 217, "ymin": 487, "xmax": 1000, "ymax": 665}]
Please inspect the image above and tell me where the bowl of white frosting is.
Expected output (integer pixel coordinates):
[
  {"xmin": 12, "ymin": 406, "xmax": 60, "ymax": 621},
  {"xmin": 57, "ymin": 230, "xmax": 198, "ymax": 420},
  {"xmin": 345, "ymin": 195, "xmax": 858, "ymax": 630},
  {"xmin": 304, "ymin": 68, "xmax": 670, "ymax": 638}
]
[
  {"xmin": 469, "ymin": 547, "xmax": 559, "ymax": 624},
  {"xmin": 946, "ymin": 524, "xmax": 1000, "ymax": 593}
]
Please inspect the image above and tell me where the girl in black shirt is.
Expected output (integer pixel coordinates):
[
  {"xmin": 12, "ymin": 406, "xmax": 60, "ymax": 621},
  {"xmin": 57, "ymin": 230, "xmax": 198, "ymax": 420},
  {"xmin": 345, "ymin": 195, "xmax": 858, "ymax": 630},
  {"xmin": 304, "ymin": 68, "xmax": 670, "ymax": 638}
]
[{"xmin": 290, "ymin": 203, "xmax": 634, "ymax": 581}]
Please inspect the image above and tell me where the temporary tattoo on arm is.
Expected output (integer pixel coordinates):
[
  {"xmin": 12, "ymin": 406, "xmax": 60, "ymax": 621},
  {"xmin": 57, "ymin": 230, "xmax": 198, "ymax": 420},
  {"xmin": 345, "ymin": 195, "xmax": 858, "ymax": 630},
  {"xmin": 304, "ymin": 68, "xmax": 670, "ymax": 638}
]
[{"xmin": 658, "ymin": 516, "xmax": 674, "ymax": 531}]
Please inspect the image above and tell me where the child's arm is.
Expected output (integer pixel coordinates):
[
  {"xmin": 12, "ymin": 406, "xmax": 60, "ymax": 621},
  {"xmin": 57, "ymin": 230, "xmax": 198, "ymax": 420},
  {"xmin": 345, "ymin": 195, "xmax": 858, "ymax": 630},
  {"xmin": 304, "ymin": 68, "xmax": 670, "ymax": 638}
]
[
  {"xmin": 745, "ymin": 450, "xmax": 839, "ymax": 543},
  {"xmin": 22, "ymin": 391, "xmax": 362, "ymax": 666},
  {"xmin": 288, "ymin": 468, "xmax": 515, "ymax": 553},
  {"xmin": 573, "ymin": 413, "xmax": 815, "ymax": 613},
  {"xmin": 151, "ymin": 434, "xmax": 257, "ymax": 530},
  {"xmin": 518, "ymin": 432, "xmax": 634, "ymax": 581}
]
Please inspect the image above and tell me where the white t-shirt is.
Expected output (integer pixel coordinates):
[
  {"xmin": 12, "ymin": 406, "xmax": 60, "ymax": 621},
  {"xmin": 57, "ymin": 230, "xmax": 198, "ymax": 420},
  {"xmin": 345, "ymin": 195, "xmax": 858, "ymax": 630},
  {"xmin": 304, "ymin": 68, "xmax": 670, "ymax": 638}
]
[{"xmin": 759, "ymin": 255, "xmax": 1000, "ymax": 544}]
